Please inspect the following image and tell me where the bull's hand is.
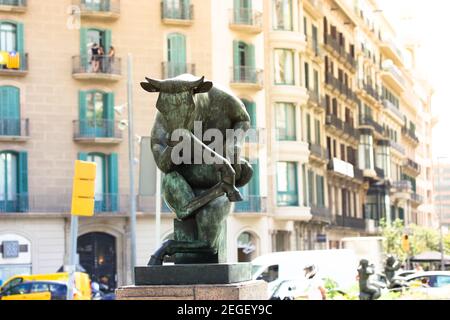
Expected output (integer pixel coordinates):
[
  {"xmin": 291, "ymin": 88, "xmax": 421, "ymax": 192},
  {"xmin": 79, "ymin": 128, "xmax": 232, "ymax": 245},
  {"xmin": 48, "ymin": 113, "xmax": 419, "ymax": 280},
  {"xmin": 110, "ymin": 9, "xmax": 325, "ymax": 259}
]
[{"xmin": 215, "ymin": 160, "xmax": 243, "ymax": 202}]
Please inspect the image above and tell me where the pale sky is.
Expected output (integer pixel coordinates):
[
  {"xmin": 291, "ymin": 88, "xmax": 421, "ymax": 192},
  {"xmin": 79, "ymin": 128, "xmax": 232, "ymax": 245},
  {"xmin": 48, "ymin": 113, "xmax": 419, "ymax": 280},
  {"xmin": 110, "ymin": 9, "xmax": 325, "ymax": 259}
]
[{"xmin": 377, "ymin": 0, "xmax": 449, "ymax": 158}]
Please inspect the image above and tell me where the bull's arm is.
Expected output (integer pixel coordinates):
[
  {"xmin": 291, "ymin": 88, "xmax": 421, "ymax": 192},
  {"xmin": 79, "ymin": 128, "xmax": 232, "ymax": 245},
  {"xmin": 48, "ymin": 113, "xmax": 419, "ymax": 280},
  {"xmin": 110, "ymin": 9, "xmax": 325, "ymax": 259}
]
[{"xmin": 151, "ymin": 114, "xmax": 174, "ymax": 173}]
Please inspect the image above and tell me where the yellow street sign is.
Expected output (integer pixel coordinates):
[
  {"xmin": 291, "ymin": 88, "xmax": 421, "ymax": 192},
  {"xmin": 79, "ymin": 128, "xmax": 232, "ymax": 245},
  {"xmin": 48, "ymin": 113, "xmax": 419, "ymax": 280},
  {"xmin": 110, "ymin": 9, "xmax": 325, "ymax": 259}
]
[
  {"xmin": 71, "ymin": 160, "xmax": 96, "ymax": 217},
  {"xmin": 401, "ymin": 234, "xmax": 410, "ymax": 253}
]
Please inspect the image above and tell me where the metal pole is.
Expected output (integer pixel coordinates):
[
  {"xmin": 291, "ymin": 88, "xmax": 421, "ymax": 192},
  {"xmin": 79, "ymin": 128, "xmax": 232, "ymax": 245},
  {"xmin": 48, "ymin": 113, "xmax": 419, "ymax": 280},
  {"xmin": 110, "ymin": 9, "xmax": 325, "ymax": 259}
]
[
  {"xmin": 67, "ymin": 215, "xmax": 78, "ymax": 300},
  {"xmin": 438, "ymin": 158, "xmax": 445, "ymax": 271},
  {"xmin": 127, "ymin": 53, "xmax": 137, "ymax": 282},
  {"xmin": 155, "ymin": 170, "xmax": 162, "ymax": 249}
]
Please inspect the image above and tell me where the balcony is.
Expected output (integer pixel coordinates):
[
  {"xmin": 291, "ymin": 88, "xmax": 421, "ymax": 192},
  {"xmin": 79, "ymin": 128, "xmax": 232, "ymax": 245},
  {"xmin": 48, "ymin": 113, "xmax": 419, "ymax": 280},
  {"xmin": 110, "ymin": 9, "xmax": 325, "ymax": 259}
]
[
  {"xmin": 379, "ymin": 38, "xmax": 404, "ymax": 67},
  {"xmin": 333, "ymin": 215, "xmax": 366, "ymax": 230},
  {"xmin": 161, "ymin": 1, "xmax": 194, "ymax": 26},
  {"xmin": 162, "ymin": 61, "xmax": 195, "ymax": 79},
  {"xmin": 326, "ymin": 114, "xmax": 343, "ymax": 132},
  {"xmin": 73, "ymin": 0, "xmax": 120, "ymax": 20},
  {"xmin": 411, "ymin": 193, "xmax": 424, "ymax": 205},
  {"xmin": 0, "ymin": 53, "xmax": 28, "ymax": 76},
  {"xmin": 72, "ymin": 55, "xmax": 122, "ymax": 81},
  {"xmin": 361, "ymin": 82, "xmax": 380, "ymax": 102},
  {"xmin": 230, "ymin": 66, "xmax": 263, "ymax": 90},
  {"xmin": 404, "ymin": 158, "xmax": 421, "ymax": 176},
  {"xmin": 343, "ymin": 122, "xmax": 358, "ymax": 139},
  {"xmin": 390, "ymin": 140, "xmax": 405, "ymax": 155},
  {"xmin": 381, "ymin": 62, "xmax": 406, "ymax": 92},
  {"xmin": 308, "ymin": 143, "xmax": 327, "ymax": 162},
  {"xmin": 359, "ymin": 116, "xmax": 385, "ymax": 136},
  {"xmin": 0, "ymin": 0, "xmax": 26, "ymax": 12},
  {"xmin": 310, "ymin": 206, "xmax": 331, "ymax": 223},
  {"xmin": 354, "ymin": 168, "xmax": 364, "ymax": 181},
  {"xmin": 229, "ymin": 8, "xmax": 262, "ymax": 34},
  {"xmin": 73, "ymin": 120, "xmax": 123, "ymax": 144},
  {"xmin": 382, "ymin": 99, "xmax": 403, "ymax": 123},
  {"xmin": 391, "ymin": 180, "xmax": 412, "ymax": 201},
  {"xmin": 0, "ymin": 194, "xmax": 126, "ymax": 214},
  {"xmin": 0, "ymin": 119, "xmax": 29, "ymax": 142},
  {"xmin": 323, "ymin": 35, "xmax": 356, "ymax": 71},
  {"xmin": 234, "ymin": 196, "xmax": 267, "ymax": 213},
  {"xmin": 305, "ymin": 36, "xmax": 321, "ymax": 59},
  {"xmin": 375, "ymin": 167, "xmax": 385, "ymax": 179},
  {"xmin": 328, "ymin": 158, "xmax": 355, "ymax": 179},
  {"xmin": 402, "ymin": 127, "xmax": 419, "ymax": 145}
]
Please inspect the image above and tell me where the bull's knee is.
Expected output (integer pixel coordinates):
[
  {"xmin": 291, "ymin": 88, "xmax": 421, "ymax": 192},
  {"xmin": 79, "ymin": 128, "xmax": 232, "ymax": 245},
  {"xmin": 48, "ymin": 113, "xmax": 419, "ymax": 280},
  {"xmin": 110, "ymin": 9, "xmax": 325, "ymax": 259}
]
[{"xmin": 163, "ymin": 172, "xmax": 195, "ymax": 218}]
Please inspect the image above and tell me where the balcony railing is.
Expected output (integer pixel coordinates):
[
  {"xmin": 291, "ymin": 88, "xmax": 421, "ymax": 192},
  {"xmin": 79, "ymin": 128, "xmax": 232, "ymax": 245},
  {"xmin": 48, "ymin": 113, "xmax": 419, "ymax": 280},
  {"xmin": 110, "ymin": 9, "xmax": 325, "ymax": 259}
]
[
  {"xmin": 72, "ymin": 55, "xmax": 121, "ymax": 77},
  {"xmin": 392, "ymin": 180, "xmax": 412, "ymax": 192},
  {"xmin": 0, "ymin": 0, "xmax": 26, "ymax": 9},
  {"xmin": 359, "ymin": 116, "xmax": 384, "ymax": 135},
  {"xmin": 309, "ymin": 143, "xmax": 327, "ymax": 159},
  {"xmin": 382, "ymin": 99, "xmax": 403, "ymax": 120},
  {"xmin": 402, "ymin": 127, "xmax": 419, "ymax": 144},
  {"xmin": 343, "ymin": 122, "xmax": 358, "ymax": 138},
  {"xmin": 311, "ymin": 206, "xmax": 331, "ymax": 221},
  {"xmin": 0, "ymin": 53, "xmax": 28, "ymax": 75},
  {"xmin": 161, "ymin": 1, "xmax": 193, "ymax": 21},
  {"xmin": 307, "ymin": 90, "xmax": 320, "ymax": 105},
  {"xmin": 405, "ymin": 158, "xmax": 421, "ymax": 174},
  {"xmin": 354, "ymin": 168, "xmax": 364, "ymax": 181},
  {"xmin": 230, "ymin": 66, "xmax": 263, "ymax": 87},
  {"xmin": 390, "ymin": 140, "xmax": 405, "ymax": 155},
  {"xmin": 334, "ymin": 215, "xmax": 366, "ymax": 230},
  {"xmin": 326, "ymin": 114, "xmax": 343, "ymax": 131},
  {"xmin": 306, "ymin": 36, "xmax": 320, "ymax": 57},
  {"xmin": 362, "ymin": 83, "xmax": 380, "ymax": 101},
  {"xmin": 0, "ymin": 119, "xmax": 29, "ymax": 138},
  {"xmin": 73, "ymin": 0, "xmax": 120, "ymax": 15},
  {"xmin": 73, "ymin": 120, "xmax": 123, "ymax": 141},
  {"xmin": 234, "ymin": 196, "xmax": 267, "ymax": 213},
  {"xmin": 382, "ymin": 63, "xmax": 405, "ymax": 87},
  {"xmin": 375, "ymin": 167, "xmax": 385, "ymax": 179},
  {"xmin": 229, "ymin": 8, "xmax": 262, "ymax": 29},
  {"xmin": 411, "ymin": 193, "xmax": 424, "ymax": 204},
  {"xmin": 162, "ymin": 62, "xmax": 195, "ymax": 79}
]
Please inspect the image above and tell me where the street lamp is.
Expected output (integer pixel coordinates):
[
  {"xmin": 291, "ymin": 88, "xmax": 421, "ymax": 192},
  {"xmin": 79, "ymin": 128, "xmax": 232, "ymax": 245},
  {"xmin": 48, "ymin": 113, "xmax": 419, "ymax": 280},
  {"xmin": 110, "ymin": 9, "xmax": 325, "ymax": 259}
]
[{"xmin": 436, "ymin": 156, "xmax": 448, "ymax": 271}]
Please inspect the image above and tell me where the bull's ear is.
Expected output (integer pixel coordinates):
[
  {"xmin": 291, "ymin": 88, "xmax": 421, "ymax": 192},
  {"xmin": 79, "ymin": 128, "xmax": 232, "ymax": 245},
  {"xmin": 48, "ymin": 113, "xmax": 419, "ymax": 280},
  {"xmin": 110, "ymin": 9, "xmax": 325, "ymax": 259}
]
[
  {"xmin": 141, "ymin": 82, "xmax": 160, "ymax": 93},
  {"xmin": 194, "ymin": 81, "xmax": 213, "ymax": 94}
]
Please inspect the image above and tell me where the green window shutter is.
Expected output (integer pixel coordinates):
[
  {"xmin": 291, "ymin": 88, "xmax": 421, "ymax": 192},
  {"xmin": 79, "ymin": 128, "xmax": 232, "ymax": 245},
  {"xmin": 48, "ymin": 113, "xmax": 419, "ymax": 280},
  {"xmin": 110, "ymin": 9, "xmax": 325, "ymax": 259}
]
[
  {"xmin": 233, "ymin": 40, "xmax": 240, "ymax": 80},
  {"xmin": 16, "ymin": 22, "xmax": 24, "ymax": 56},
  {"xmin": 79, "ymin": 91, "xmax": 87, "ymax": 136},
  {"xmin": 103, "ymin": 29, "xmax": 112, "ymax": 55},
  {"xmin": 182, "ymin": 0, "xmax": 190, "ymax": 19},
  {"xmin": 250, "ymin": 160, "xmax": 260, "ymax": 196},
  {"xmin": 78, "ymin": 152, "xmax": 88, "ymax": 161},
  {"xmin": 167, "ymin": 33, "xmax": 186, "ymax": 77},
  {"xmin": 18, "ymin": 151, "xmax": 28, "ymax": 212},
  {"xmin": 104, "ymin": 92, "xmax": 115, "ymax": 137},
  {"xmin": 244, "ymin": 101, "xmax": 256, "ymax": 128},
  {"xmin": 0, "ymin": 86, "xmax": 20, "ymax": 136},
  {"xmin": 80, "ymin": 28, "xmax": 88, "ymax": 69},
  {"xmin": 247, "ymin": 43, "xmax": 255, "ymax": 68},
  {"xmin": 108, "ymin": 153, "xmax": 119, "ymax": 212}
]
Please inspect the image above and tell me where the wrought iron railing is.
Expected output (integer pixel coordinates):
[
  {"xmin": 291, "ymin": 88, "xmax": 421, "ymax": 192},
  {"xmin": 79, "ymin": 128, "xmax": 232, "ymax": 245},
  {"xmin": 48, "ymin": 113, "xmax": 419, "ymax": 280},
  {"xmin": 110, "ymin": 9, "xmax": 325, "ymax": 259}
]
[
  {"xmin": 72, "ymin": 55, "xmax": 121, "ymax": 76},
  {"xmin": 382, "ymin": 99, "xmax": 403, "ymax": 120},
  {"xmin": 73, "ymin": 120, "xmax": 123, "ymax": 140},
  {"xmin": 229, "ymin": 8, "xmax": 262, "ymax": 28},
  {"xmin": 230, "ymin": 66, "xmax": 263, "ymax": 86},
  {"xmin": 334, "ymin": 215, "xmax": 366, "ymax": 230},
  {"xmin": 402, "ymin": 127, "xmax": 419, "ymax": 143},
  {"xmin": 161, "ymin": 1, "xmax": 193, "ymax": 20},
  {"xmin": 162, "ymin": 62, "xmax": 195, "ymax": 79},
  {"xmin": 0, "ymin": 0, "xmax": 26, "ymax": 6},
  {"xmin": 0, "ymin": 118, "xmax": 29, "ymax": 137},
  {"xmin": 0, "ymin": 53, "xmax": 28, "ymax": 72},
  {"xmin": 234, "ymin": 196, "xmax": 267, "ymax": 213},
  {"xmin": 73, "ymin": 0, "xmax": 120, "ymax": 14}
]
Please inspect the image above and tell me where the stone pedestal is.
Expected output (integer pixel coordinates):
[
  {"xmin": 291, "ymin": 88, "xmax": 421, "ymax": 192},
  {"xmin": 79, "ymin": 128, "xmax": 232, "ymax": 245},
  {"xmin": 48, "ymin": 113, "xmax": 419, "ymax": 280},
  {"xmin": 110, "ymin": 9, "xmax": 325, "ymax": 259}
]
[{"xmin": 116, "ymin": 280, "xmax": 268, "ymax": 300}]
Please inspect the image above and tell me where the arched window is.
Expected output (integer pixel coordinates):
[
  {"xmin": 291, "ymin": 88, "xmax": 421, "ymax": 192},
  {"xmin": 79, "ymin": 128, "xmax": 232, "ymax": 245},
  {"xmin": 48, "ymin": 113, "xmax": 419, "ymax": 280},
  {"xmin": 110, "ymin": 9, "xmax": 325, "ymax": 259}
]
[
  {"xmin": 237, "ymin": 231, "xmax": 258, "ymax": 262},
  {"xmin": 0, "ymin": 22, "xmax": 17, "ymax": 52},
  {"xmin": 0, "ymin": 86, "xmax": 20, "ymax": 136},
  {"xmin": 167, "ymin": 33, "xmax": 186, "ymax": 78},
  {"xmin": 233, "ymin": 40, "xmax": 255, "ymax": 82}
]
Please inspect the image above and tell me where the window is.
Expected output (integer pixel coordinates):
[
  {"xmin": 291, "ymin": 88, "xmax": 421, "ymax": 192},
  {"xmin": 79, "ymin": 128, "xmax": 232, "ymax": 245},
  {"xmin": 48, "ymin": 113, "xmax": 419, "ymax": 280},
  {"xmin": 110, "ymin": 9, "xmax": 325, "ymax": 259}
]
[
  {"xmin": 358, "ymin": 134, "xmax": 374, "ymax": 170},
  {"xmin": 275, "ymin": 103, "xmax": 296, "ymax": 141},
  {"xmin": 162, "ymin": 0, "xmax": 191, "ymax": 20},
  {"xmin": 312, "ymin": 25, "xmax": 319, "ymax": 55},
  {"xmin": 276, "ymin": 162, "xmax": 298, "ymax": 206},
  {"xmin": 314, "ymin": 119, "xmax": 321, "ymax": 145},
  {"xmin": 0, "ymin": 151, "xmax": 27, "ymax": 212},
  {"xmin": 4, "ymin": 283, "xmax": 31, "ymax": 296},
  {"xmin": 0, "ymin": 86, "xmax": 20, "ymax": 136},
  {"xmin": 274, "ymin": 49, "xmax": 294, "ymax": 85},
  {"xmin": 272, "ymin": 0, "xmax": 292, "ymax": 31},
  {"xmin": 308, "ymin": 169, "xmax": 314, "ymax": 205},
  {"xmin": 79, "ymin": 90, "xmax": 115, "ymax": 138},
  {"xmin": 0, "ymin": 21, "xmax": 24, "ymax": 70},
  {"xmin": 79, "ymin": 153, "xmax": 118, "ymax": 212},
  {"xmin": 82, "ymin": 0, "xmax": 112, "ymax": 11},
  {"xmin": 316, "ymin": 175, "xmax": 325, "ymax": 207},
  {"xmin": 256, "ymin": 265, "xmax": 279, "ymax": 282},
  {"xmin": 313, "ymin": 69, "xmax": 319, "ymax": 96},
  {"xmin": 79, "ymin": 27, "xmax": 112, "ymax": 71},
  {"xmin": 304, "ymin": 62, "xmax": 309, "ymax": 89},
  {"xmin": 375, "ymin": 144, "xmax": 391, "ymax": 178},
  {"xmin": 233, "ymin": 40, "xmax": 255, "ymax": 82},
  {"xmin": 306, "ymin": 113, "xmax": 311, "ymax": 143},
  {"xmin": 167, "ymin": 33, "xmax": 187, "ymax": 77},
  {"xmin": 234, "ymin": 0, "xmax": 253, "ymax": 25}
]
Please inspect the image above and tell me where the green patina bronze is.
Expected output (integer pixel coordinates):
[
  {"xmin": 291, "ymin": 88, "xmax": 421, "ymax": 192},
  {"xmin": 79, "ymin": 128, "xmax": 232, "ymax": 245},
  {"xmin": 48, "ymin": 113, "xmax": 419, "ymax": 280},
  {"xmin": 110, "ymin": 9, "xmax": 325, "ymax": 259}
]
[{"xmin": 141, "ymin": 74, "xmax": 253, "ymax": 265}]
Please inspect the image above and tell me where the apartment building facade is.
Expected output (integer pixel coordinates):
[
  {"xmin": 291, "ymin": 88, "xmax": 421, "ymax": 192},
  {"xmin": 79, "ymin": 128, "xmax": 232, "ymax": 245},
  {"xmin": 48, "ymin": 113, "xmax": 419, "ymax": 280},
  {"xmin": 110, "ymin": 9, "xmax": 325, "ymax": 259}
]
[{"xmin": 0, "ymin": 0, "xmax": 434, "ymax": 288}]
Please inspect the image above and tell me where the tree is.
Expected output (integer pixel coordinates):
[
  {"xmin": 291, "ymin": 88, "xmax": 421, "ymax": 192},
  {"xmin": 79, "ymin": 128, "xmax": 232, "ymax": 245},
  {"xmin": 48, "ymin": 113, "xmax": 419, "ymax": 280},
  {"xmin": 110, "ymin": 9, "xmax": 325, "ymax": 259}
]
[
  {"xmin": 445, "ymin": 233, "xmax": 450, "ymax": 255},
  {"xmin": 379, "ymin": 219, "xmax": 441, "ymax": 262}
]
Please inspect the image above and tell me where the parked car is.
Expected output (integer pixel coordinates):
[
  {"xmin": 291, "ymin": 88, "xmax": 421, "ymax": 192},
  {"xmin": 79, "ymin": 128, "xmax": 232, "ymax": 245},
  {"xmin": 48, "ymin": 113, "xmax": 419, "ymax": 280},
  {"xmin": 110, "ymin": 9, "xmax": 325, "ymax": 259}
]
[
  {"xmin": 0, "ymin": 281, "xmax": 68, "ymax": 300},
  {"xmin": 402, "ymin": 271, "xmax": 450, "ymax": 298},
  {"xmin": 0, "ymin": 272, "xmax": 91, "ymax": 300}
]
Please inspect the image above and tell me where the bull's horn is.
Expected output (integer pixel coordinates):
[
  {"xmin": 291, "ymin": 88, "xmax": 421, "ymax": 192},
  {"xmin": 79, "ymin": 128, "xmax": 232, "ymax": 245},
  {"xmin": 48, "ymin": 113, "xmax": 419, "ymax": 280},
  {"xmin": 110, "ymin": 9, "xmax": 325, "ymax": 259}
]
[
  {"xmin": 190, "ymin": 76, "xmax": 205, "ymax": 89},
  {"xmin": 145, "ymin": 77, "xmax": 163, "ymax": 91}
]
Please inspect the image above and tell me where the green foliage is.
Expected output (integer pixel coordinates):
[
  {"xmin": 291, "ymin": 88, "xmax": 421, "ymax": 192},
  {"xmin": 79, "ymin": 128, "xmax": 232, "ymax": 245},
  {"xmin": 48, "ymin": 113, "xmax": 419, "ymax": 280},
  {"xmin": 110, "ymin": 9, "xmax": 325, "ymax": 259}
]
[
  {"xmin": 379, "ymin": 218, "xmax": 441, "ymax": 260},
  {"xmin": 445, "ymin": 233, "xmax": 450, "ymax": 255}
]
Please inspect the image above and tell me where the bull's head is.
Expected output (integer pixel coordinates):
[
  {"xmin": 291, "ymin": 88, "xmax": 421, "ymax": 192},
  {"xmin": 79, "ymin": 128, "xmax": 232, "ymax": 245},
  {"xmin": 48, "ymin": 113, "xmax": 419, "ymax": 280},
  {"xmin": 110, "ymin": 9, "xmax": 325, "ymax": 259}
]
[{"xmin": 140, "ymin": 75, "xmax": 213, "ymax": 114}]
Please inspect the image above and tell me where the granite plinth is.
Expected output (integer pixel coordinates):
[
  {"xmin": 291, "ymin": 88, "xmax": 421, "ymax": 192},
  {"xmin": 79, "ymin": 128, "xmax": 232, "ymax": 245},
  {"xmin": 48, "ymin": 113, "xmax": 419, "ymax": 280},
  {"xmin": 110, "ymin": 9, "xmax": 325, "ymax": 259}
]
[
  {"xmin": 116, "ymin": 280, "xmax": 268, "ymax": 300},
  {"xmin": 135, "ymin": 263, "xmax": 252, "ymax": 286}
]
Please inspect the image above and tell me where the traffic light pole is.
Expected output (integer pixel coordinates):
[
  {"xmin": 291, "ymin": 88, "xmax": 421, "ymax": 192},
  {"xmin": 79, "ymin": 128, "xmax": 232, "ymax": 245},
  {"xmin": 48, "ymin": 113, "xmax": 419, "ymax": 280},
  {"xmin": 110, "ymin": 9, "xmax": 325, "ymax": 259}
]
[{"xmin": 67, "ymin": 215, "xmax": 78, "ymax": 300}]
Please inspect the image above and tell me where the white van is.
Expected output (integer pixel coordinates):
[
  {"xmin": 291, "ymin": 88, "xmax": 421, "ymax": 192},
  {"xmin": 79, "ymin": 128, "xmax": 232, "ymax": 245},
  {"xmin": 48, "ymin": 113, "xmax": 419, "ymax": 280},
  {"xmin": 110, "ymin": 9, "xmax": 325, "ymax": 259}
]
[
  {"xmin": 251, "ymin": 249, "xmax": 359, "ymax": 297},
  {"xmin": 340, "ymin": 237, "xmax": 385, "ymax": 272}
]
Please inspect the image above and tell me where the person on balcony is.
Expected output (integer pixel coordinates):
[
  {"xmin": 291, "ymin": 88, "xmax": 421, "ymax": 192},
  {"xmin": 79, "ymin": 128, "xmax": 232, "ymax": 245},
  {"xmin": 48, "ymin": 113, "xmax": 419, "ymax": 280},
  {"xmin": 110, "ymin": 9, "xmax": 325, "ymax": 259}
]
[{"xmin": 91, "ymin": 43, "xmax": 100, "ymax": 72}]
